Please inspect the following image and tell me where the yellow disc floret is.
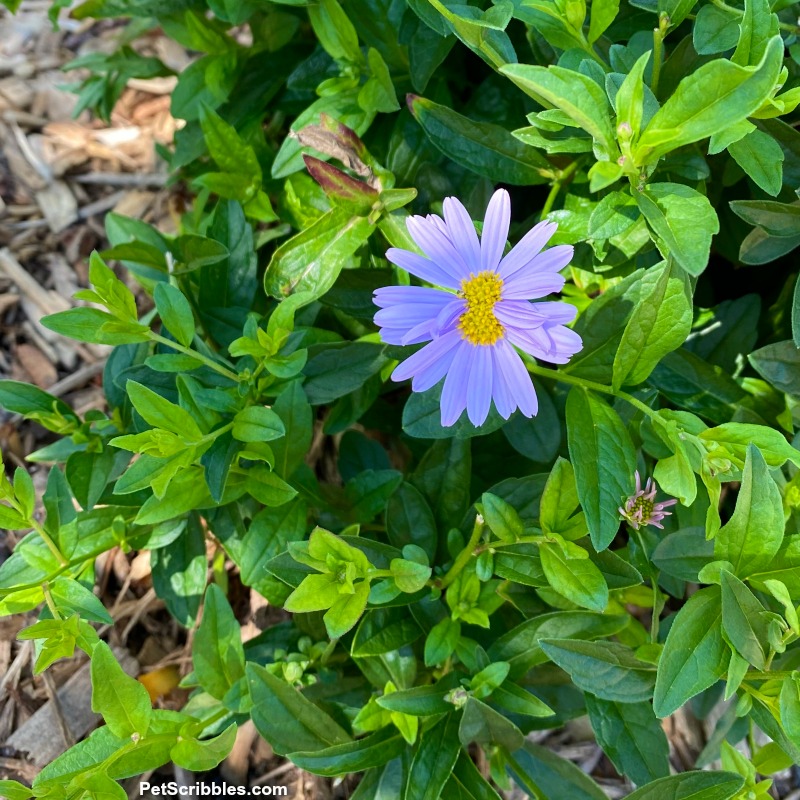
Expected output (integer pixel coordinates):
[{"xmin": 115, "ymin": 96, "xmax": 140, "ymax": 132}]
[{"xmin": 458, "ymin": 271, "xmax": 504, "ymax": 346}]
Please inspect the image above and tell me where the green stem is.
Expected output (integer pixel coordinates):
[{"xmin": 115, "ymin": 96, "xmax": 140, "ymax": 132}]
[
  {"xmin": 744, "ymin": 670, "xmax": 795, "ymax": 681},
  {"xmin": 150, "ymin": 332, "xmax": 240, "ymax": 382},
  {"xmin": 439, "ymin": 516, "xmax": 485, "ymax": 589},
  {"xmin": 31, "ymin": 519, "xmax": 69, "ymax": 568},
  {"xmin": 43, "ymin": 582, "xmax": 61, "ymax": 619},
  {"xmin": 651, "ymin": 25, "xmax": 664, "ymax": 97},
  {"xmin": 524, "ymin": 360, "xmax": 661, "ymax": 422},
  {"xmin": 540, "ymin": 160, "xmax": 582, "ymax": 219}
]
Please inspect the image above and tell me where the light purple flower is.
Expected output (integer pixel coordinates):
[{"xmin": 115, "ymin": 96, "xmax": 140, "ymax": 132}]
[
  {"xmin": 619, "ymin": 472, "xmax": 678, "ymax": 530},
  {"xmin": 373, "ymin": 189, "xmax": 582, "ymax": 427}
]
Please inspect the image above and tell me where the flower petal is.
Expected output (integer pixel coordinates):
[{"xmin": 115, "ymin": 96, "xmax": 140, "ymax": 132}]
[
  {"xmin": 503, "ymin": 244, "xmax": 573, "ymax": 294},
  {"xmin": 501, "ymin": 270, "xmax": 566, "ymax": 300},
  {"xmin": 496, "ymin": 340, "xmax": 538, "ymax": 417},
  {"xmin": 411, "ymin": 333, "xmax": 462, "ymax": 392},
  {"xmin": 494, "ymin": 299, "xmax": 577, "ymax": 329},
  {"xmin": 443, "ymin": 196, "xmax": 481, "ymax": 270},
  {"xmin": 543, "ymin": 325, "xmax": 583, "ymax": 363},
  {"xmin": 490, "ymin": 345, "xmax": 515, "ymax": 419},
  {"xmin": 391, "ymin": 329, "xmax": 462, "ymax": 384},
  {"xmin": 497, "ymin": 220, "xmax": 558, "ymax": 280},
  {"xmin": 406, "ymin": 216, "xmax": 471, "ymax": 283},
  {"xmin": 440, "ymin": 341, "xmax": 473, "ymax": 426},
  {"xmin": 481, "ymin": 189, "xmax": 511, "ymax": 271},
  {"xmin": 435, "ymin": 299, "xmax": 466, "ymax": 335},
  {"xmin": 466, "ymin": 345, "xmax": 493, "ymax": 426},
  {"xmin": 373, "ymin": 285, "xmax": 455, "ymax": 308},
  {"xmin": 385, "ymin": 248, "xmax": 459, "ymax": 289}
]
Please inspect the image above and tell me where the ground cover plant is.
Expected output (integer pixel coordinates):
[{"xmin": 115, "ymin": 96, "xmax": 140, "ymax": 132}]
[{"xmin": 2, "ymin": 0, "xmax": 800, "ymax": 796}]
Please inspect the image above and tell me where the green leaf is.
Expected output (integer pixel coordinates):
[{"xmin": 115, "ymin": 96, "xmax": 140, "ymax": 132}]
[
  {"xmin": 307, "ymin": 0, "xmax": 361, "ymax": 63},
  {"xmin": 0, "ymin": 780, "xmax": 32, "ymax": 800},
  {"xmin": 150, "ymin": 514, "xmax": 207, "ymax": 626},
  {"xmin": 749, "ymin": 340, "xmax": 800, "ymax": 396},
  {"xmin": 387, "ymin": 483, "xmax": 438, "ymax": 563},
  {"xmin": 153, "ymin": 283, "xmax": 195, "ymax": 348},
  {"xmin": 794, "ymin": 275, "xmax": 800, "ymax": 349},
  {"xmin": 635, "ymin": 36, "xmax": 784, "ymax": 163},
  {"xmin": 634, "ymin": 184, "xmax": 719, "ymax": 276},
  {"xmin": 728, "ymin": 129, "xmax": 784, "ymax": 196},
  {"xmin": 193, "ymin": 584, "xmax": 245, "ymax": 700},
  {"xmin": 424, "ymin": 618, "xmax": 461, "ymax": 667},
  {"xmin": 324, "ymin": 580, "xmax": 371, "ymax": 639},
  {"xmin": 539, "ymin": 542, "xmax": 608, "ymax": 612},
  {"xmin": 50, "ymin": 577, "xmax": 113, "ymax": 624},
  {"xmin": 352, "ymin": 608, "xmax": 423, "ymax": 656},
  {"xmin": 446, "ymin": 753, "xmax": 503, "ymax": 800},
  {"xmin": 304, "ymin": 342, "xmax": 388, "ymax": 405},
  {"xmin": 491, "ymin": 683, "xmax": 553, "ymax": 718},
  {"xmin": 588, "ymin": 190, "xmax": 640, "ymax": 240},
  {"xmin": 247, "ymin": 662, "xmax": 351, "ymax": 755},
  {"xmin": 714, "ymin": 444, "xmax": 784, "ymax": 577},
  {"xmin": 693, "ymin": 5, "xmax": 740, "ymax": 54},
  {"xmin": 540, "ymin": 639, "xmax": 656, "ymax": 702},
  {"xmin": 731, "ymin": 200, "xmax": 800, "ymax": 238},
  {"xmin": 41, "ymin": 307, "xmax": 150, "ymax": 346},
  {"xmin": 0, "ymin": 381, "xmax": 78, "ymax": 427},
  {"xmin": 566, "ymin": 387, "xmax": 636, "ymax": 551},
  {"xmin": 405, "ymin": 712, "xmax": 462, "ymax": 800},
  {"xmin": 720, "ymin": 570, "xmax": 771, "ymax": 669},
  {"xmin": 264, "ymin": 208, "xmax": 374, "ymax": 301},
  {"xmin": 232, "ymin": 405, "xmax": 286, "ymax": 443},
  {"xmin": 171, "ymin": 724, "xmax": 237, "ymax": 771},
  {"xmin": 500, "ymin": 63, "xmax": 617, "ymax": 158},
  {"xmin": 586, "ymin": 696, "xmax": 669, "ymax": 787},
  {"xmin": 408, "ymin": 95, "xmax": 548, "ymax": 185},
  {"xmin": 481, "ymin": 492, "xmax": 523, "ymax": 543},
  {"xmin": 290, "ymin": 728, "xmax": 406, "ymax": 777},
  {"xmin": 459, "ymin": 697, "xmax": 523, "ymax": 751},
  {"xmin": 390, "ymin": 558, "xmax": 432, "ymax": 593},
  {"xmin": 376, "ymin": 679, "xmax": 456, "ymax": 716},
  {"xmin": 612, "ymin": 260, "xmax": 693, "ymax": 389},
  {"xmin": 539, "ymin": 457, "xmax": 583, "ymax": 539},
  {"xmin": 779, "ymin": 675, "xmax": 800, "ymax": 750},
  {"xmin": 653, "ymin": 587, "xmax": 729, "ymax": 717},
  {"xmin": 588, "ymin": 0, "xmax": 619, "ymax": 43},
  {"xmin": 411, "ymin": 438, "xmax": 471, "ymax": 535},
  {"xmin": 699, "ymin": 423, "xmax": 800, "ymax": 469},
  {"xmin": 91, "ymin": 642, "xmax": 152, "ymax": 738},
  {"xmin": 489, "ymin": 610, "xmax": 629, "ymax": 679},
  {"xmin": 731, "ymin": 0, "xmax": 778, "ymax": 66},
  {"xmin": 623, "ymin": 771, "xmax": 744, "ymax": 800},
  {"xmin": 507, "ymin": 741, "xmax": 607, "ymax": 800},
  {"xmin": 127, "ymin": 381, "xmax": 203, "ymax": 440}
]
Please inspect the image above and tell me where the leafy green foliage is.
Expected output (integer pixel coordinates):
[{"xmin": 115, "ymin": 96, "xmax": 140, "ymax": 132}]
[{"xmin": 4, "ymin": 0, "xmax": 800, "ymax": 795}]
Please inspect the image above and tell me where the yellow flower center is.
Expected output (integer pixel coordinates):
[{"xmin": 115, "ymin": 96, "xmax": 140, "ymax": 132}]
[
  {"xmin": 458, "ymin": 271, "xmax": 504, "ymax": 346},
  {"xmin": 631, "ymin": 496, "xmax": 654, "ymax": 520}
]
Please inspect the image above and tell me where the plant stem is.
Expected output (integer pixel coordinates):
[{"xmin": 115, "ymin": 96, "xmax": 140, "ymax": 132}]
[
  {"xmin": 524, "ymin": 360, "xmax": 661, "ymax": 422},
  {"xmin": 540, "ymin": 159, "xmax": 582, "ymax": 219},
  {"xmin": 439, "ymin": 515, "xmax": 485, "ymax": 590},
  {"xmin": 744, "ymin": 670, "xmax": 795, "ymax": 681},
  {"xmin": 43, "ymin": 582, "xmax": 61, "ymax": 619},
  {"xmin": 150, "ymin": 332, "xmax": 240, "ymax": 382},
  {"xmin": 31, "ymin": 519, "xmax": 69, "ymax": 567},
  {"xmin": 651, "ymin": 25, "xmax": 664, "ymax": 96}
]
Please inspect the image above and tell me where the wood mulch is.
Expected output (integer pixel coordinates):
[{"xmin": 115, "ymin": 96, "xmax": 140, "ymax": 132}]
[{"xmin": 1, "ymin": 2, "xmax": 799, "ymax": 798}]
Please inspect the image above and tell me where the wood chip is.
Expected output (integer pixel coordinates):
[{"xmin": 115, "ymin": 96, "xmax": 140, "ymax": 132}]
[
  {"xmin": 15, "ymin": 342, "xmax": 57, "ymax": 388},
  {"xmin": 34, "ymin": 179, "xmax": 78, "ymax": 232}
]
